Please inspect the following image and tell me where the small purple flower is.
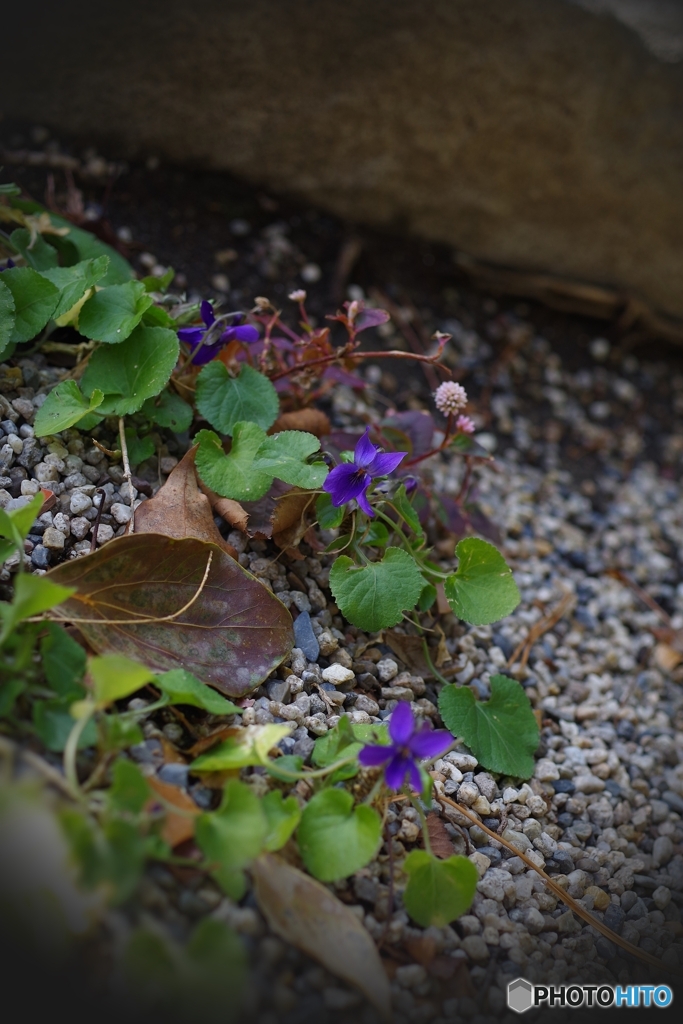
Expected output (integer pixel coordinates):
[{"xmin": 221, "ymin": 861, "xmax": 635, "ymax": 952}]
[
  {"xmin": 178, "ymin": 301, "xmax": 259, "ymax": 365},
  {"xmin": 359, "ymin": 702, "xmax": 453, "ymax": 791},
  {"xmin": 0, "ymin": 259, "xmax": 15, "ymax": 272},
  {"xmin": 323, "ymin": 428, "xmax": 406, "ymax": 517}
]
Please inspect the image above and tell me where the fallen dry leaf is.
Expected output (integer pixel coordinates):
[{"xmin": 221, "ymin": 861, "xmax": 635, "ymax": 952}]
[
  {"xmin": 384, "ymin": 631, "xmax": 430, "ymax": 675},
  {"xmin": 270, "ymin": 408, "xmax": 331, "ymax": 437},
  {"xmin": 653, "ymin": 643, "xmax": 683, "ymax": 673},
  {"xmin": 148, "ymin": 776, "xmax": 198, "ymax": 848},
  {"xmin": 252, "ymin": 853, "xmax": 392, "ymax": 1019},
  {"xmin": 46, "ymin": 534, "xmax": 293, "ymax": 697},
  {"xmin": 424, "ymin": 811, "xmax": 455, "ymax": 859},
  {"xmin": 134, "ymin": 446, "xmax": 237, "ymax": 558}
]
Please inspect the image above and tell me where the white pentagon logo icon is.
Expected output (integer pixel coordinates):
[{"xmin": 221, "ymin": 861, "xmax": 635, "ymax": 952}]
[{"xmin": 508, "ymin": 978, "xmax": 534, "ymax": 1013}]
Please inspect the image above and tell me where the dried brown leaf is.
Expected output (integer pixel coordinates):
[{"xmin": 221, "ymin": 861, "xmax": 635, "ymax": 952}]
[
  {"xmin": 46, "ymin": 534, "xmax": 293, "ymax": 697},
  {"xmin": 147, "ymin": 776, "xmax": 198, "ymax": 848},
  {"xmin": 252, "ymin": 853, "xmax": 392, "ymax": 1019},
  {"xmin": 384, "ymin": 631, "xmax": 430, "ymax": 675},
  {"xmin": 425, "ymin": 812, "xmax": 455, "ymax": 859},
  {"xmin": 270, "ymin": 408, "xmax": 331, "ymax": 437},
  {"xmin": 134, "ymin": 447, "xmax": 237, "ymax": 558}
]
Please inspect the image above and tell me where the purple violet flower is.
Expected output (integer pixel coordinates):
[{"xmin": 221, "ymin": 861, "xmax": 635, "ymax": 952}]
[
  {"xmin": 359, "ymin": 702, "xmax": 453, "ymax": 791},
  {"xmin": 178, "ymin": 300, "xmax": 259, "ymax": 365},
  {"xmin": 323, "ymin": 428, "xmax": 407, "ymax": 517},
  {"xmin": 0, "ymin": 258, "xmax": 15, "ymax": 271}
]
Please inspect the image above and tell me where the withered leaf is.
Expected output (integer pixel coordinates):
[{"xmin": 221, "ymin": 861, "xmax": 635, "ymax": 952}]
[
  {"xmin": 46, "ymin": 534, "xmax": 293, "ymax": 697},
  {"xmin": 134, "ymin": 446, "xmax": 237, "ymax": 558},
  {"xmin": 252, "ymin": 853, "xmax": 392, "ymax": 1019},
  {"xmin": 425, "ymin": 812, "xmax": 455, "ymax": 859},
  {"xmin": 270, "ymin": 408, "xmax": 331, "ymax": 437},
  {"xmin": 148, "ymin": 776, "xmax": 198, "ymax": 848},
  {"xmin": 384, "ymin": 630, "xmax": 430, "ymax": 675},
  {"xmin": 208, "ymin": 478, "xmax": 314, "ymax": 541}
]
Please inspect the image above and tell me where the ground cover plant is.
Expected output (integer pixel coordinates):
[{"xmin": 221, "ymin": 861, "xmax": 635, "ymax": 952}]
[{"xmin": 0, "ymin": 176, "xmax": 670, "ymax": 1016}]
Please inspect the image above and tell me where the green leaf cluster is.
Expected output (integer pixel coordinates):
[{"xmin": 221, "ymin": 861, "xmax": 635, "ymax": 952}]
[
  {"xmin": 439, "ymin": 674, "xmax": 539, "ymax": 778},
  {"xmin": 194, "ymin": 423, "xmax": 327, "ymax": 501}
]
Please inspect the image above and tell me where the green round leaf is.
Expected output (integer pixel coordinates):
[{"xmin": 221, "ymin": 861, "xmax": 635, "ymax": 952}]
[
  {"xmin": 196, "ymin": 362, "xmax": 279, "ymax": 435},
  {"xmin": 89, "ymin": 654, "xmax": 156, "ymax": 704},
  {"xmin": 262, "ymin": 791, "xmax": 302, "ymax": 852},
  {"xmin": 156, "ymin": 668, "xmax": 241, "ymax": 716},
  {"xmin": 297, "ymin": 788, "xmax": 382, "ymax": 881},
  {"xmin": 403, "ymin": 851, "xmax": 478, "ymax": 927},
  {"xmin": 443, "ymin": 537, "xmax": 520, "ymax": 625},
  {"xmin": 41, "ymin": 256, "xmax": 110, "ymax": 320},
  {"xmin": 438, "ymin": 674, "xmax": 539, "ymax": 778},
  {"xmin": 0, "ymin": 277, "xmax": 16, "ymax": 358},
  {"xmin": 194, "ymin": 424, "xmax": 272, "ymax": 501},
  {"xmin": 33, "ymin": 380, "xmax": 104, "ymax": 437},
  {"xmin": 0, "ymin": 266, "xmax": 59, "ymax": 342},
  {"xmin": 142, "ymin": 390, "xmax": 193, "ymax": 433},
  {"xmin": 329, "ymin": 547, "xmax": 425, "ymax": 631},
  {"xmin": 78, "ymin": 280, "xmax": 154, "ymax": 342},
  {"xmin": 81, "ymin": 325, "xmax": 179, "ymax": 415},
  {"xmin": 195, "ymin": 779, "xmax": 268, "ymax": 898},
  {"xmin": 253, "ymin": 430, "xmax": 328, "ymax": 490},
  {"xmin": 315, "ymin": 492, "xmax": 345, "ymax": 530}
]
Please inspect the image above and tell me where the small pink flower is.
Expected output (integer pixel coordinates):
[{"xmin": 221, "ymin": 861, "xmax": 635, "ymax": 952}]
[
  {"xmin": 456, "ymin": 415, "xmax": 475, "ymax": 435},
  {"xmin": 434, "ymin": 381, "xmax": 468, "ymax": 415}
]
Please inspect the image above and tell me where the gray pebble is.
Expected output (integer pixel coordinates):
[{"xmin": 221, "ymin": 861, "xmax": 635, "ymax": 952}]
[{"xmin": 293, "ymin": 611, "xmax": 320, "ymax": 661}]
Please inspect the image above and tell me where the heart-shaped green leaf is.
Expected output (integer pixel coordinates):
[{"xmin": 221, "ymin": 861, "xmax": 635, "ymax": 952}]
[
  {"xmin": 262, "ymin": 791, "xmax": 302, "ymax": 852},
  {"xmin": 33, "ymin": 380, "xmax": 104, "ymax": 436},
  {"xmin": 195, "ymin": 780, "xmax": 268, "ymax": 898},
  {"xmin": 46, "ymin": 535, "xmax": 293, "ymax": 697},
  {"xmin": 329, "ymin": 547, "xmax": 425, "ymax": 631},
  {"xmin": 78, "ymin": 280, "xmax": 153, "ymax": 342},
  {"xmin": 444, "ymin": 537, "xmax": 520, "ymax": 625},
  {"xmin": 40, "ymin": 256, "xmax": 110, "ymax": 319},
  {"xmin": 191, "ymin": 723, "xmax": 294, "ymax": 771},
  {"xmin": 0, "ymin": 277, "xmax": 16, "ymax": 357},
  {"xmin": 194, "ymin": 425, "xmax": 272, "ymax": 501},
  {"xmin": 297, "ymin": 788, "xmax": 382, "ymax": 881},
  {"xmin": 142, "ymin": 391, "xmax": 193, "ymax": 433},
  {"xmin": 156, "ymin": 669, "xmax": 241, "ymax": 716},
  {"xmin": 196, "ymin": 362, "xmax": 279, "ymax": 435},
  {"xmin": 253, "ymin": 430, "xmax": 328, "ymax": 489},
  {"xmin": 81, "ymin": 325, "xmax": 179, "ymax": 415},
  {"xmin": 0, "ymin": 266, "xmax": 59, "ymax": 341},
  {"xmin": 403, "ymin": 851, "xmax": 478, "ymax": 927},
  {"xmin": 438, "ymin": 674, "xmax": 539, "ymax": 778}
]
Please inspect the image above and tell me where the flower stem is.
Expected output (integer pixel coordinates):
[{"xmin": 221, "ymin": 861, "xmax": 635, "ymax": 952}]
[{"xmin": 410, "ymin": 793, "xmax": 432, "ymax": 855}]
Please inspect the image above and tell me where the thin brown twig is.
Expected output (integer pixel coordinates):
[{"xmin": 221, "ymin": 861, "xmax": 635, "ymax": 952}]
[
  {"xmin": 506, "ymin": 587, "xmax": 576, "ymax": 671},
  {"xmin": 438, "ymin": 794, "xmax": 670, "ymax": 973},
  {"xmin": 33, "ymin": 552, "xmax": 213, "ymax": 626},
  {"xmin": 605, "ymin": 568, "xmax": 672, "ymax": 628}
]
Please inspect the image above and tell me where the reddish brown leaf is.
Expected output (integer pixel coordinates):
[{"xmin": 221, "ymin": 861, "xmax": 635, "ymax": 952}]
[
  {"xmin": 38, "ymin": 489, "xmax": 57, "ymax": 515},
  {"xmin": 404, "ymin": 933, "xmax": 437, "ymax": 967},
  {"xmin": 46, "ymin": 534, "xmax": 293, "ymax": 697},
  {"xmin": 148, "ymin": 776, "xmax": 198, "ymax": 848},
  {"xmin": 425, "ymin": 812, "xmax": 455, "ymax": 859},
  {"xmin": 252, "ymin": 854, "xmax": 392, "ymax": 1019},
  {"xmin": 134, "ymin": 447, "xmax": 238, "ymax": 558},
  {"xmin": 270, "ymin": 408, "xmax": 331, "ymax": 437}
]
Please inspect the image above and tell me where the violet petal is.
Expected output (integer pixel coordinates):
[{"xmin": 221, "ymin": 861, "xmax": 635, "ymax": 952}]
[
  {"xmin": 354, "ymin": 429, "xmax": 378, "ymax": 469},
  {"xmin": 388, "ymin": 701, "xmax": 414, "ymax": 746},
  {"xmin": 409, "ymin": 726, "xmax": 453, "ymax": 760},
  {"xmin": 385, "ymin": 754, "xmax": 410, "ymax": 790},
  {"xmin": 407, "ymin": 760, "xmax": 423, "ymax": 792},
  {"xmin": 359, "ymin": 745, "xmax": 393, "ymax": 768},
  {"xmin": 323, "ymin": 463, "xmax": 368, "ymax": 507},
  {"xmin": 178, "ymin": 327, "xmax": 206, "ymax": 344},
  {"xmin": 367, "ymin": 450, "xmax": 407, "ymax": 477},
  {"xmin": 355, "ymin": 485, "xmax": 375, "ymax": 518},
  {"xmin": 200, "ymin": 300, "xmax": 215, "ymax": 327}
]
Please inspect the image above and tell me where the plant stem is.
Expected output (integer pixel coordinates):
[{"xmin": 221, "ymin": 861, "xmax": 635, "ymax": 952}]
[
  {"xmin": 63, "ymin": 705, "xmax": 96, "ymax": 796},
  {"xmin": 410, "ymin": 793, "xmax": 432, "ymax": 855},
  {"xmin": 118, "ymin": 417, "xmax": 135, "ymax": 532}
]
